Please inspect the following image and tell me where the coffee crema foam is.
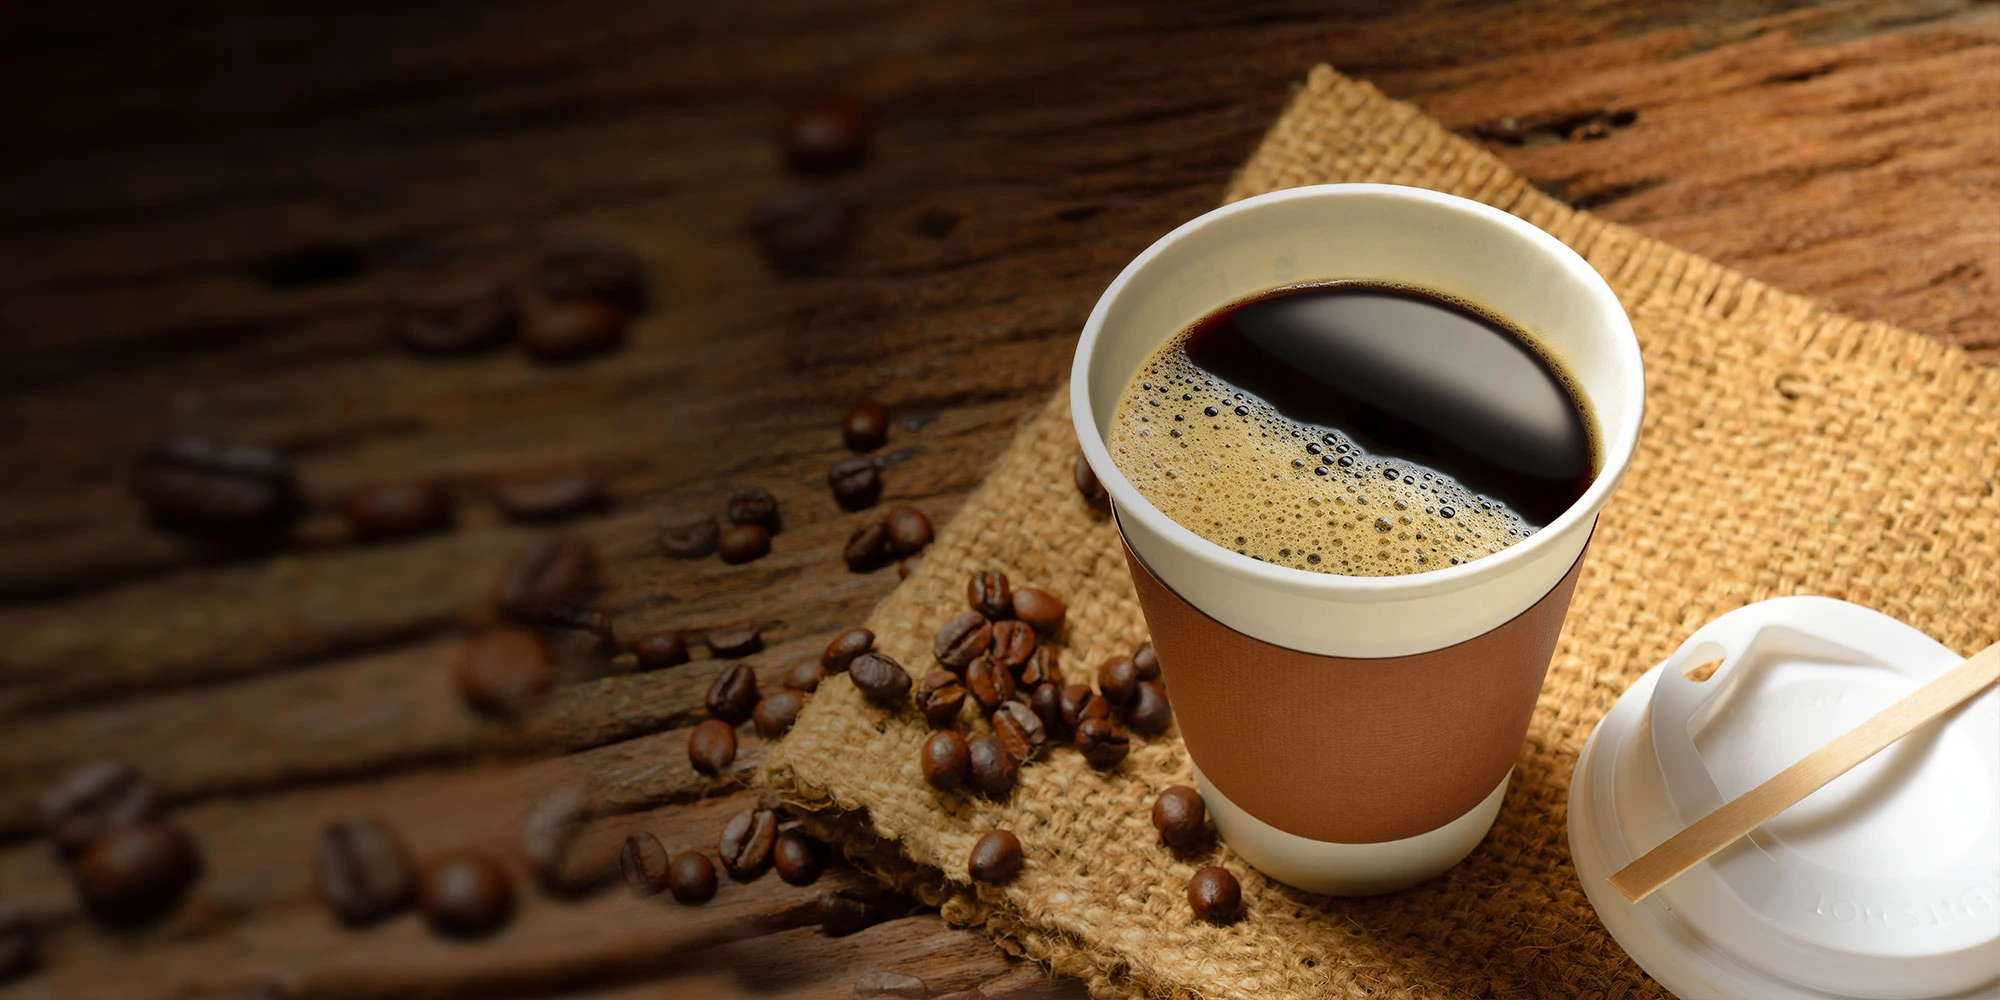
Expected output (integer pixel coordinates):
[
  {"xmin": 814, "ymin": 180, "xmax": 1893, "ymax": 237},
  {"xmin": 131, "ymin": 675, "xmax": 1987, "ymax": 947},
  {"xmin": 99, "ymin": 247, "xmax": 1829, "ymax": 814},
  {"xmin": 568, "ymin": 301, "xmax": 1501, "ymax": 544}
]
[{"xmin": 1110, "ymin": 341, "xmax": 1548, "ymax": 577}]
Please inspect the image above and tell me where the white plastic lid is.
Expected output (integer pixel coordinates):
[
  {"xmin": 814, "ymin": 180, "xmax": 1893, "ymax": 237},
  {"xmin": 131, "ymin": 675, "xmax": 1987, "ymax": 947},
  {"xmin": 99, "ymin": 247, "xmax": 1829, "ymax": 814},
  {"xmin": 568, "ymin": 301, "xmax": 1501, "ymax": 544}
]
[{"xmin": 1570, "ymin": 596, "xmax": 2000, "ymax": 999}]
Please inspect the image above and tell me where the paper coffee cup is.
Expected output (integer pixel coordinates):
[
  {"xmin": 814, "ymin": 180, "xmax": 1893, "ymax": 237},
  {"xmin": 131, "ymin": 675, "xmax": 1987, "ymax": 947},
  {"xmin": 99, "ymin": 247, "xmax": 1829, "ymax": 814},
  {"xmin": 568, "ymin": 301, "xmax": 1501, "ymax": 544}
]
[{"xmin": 1071, "ymin": 184, "xmax": 1645, "ymax": 895}]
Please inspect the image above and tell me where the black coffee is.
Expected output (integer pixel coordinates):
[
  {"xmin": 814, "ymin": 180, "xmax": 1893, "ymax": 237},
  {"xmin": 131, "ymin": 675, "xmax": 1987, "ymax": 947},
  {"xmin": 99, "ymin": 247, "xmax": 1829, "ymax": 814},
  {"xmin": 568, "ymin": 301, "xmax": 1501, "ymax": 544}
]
[{"xmin": 1109, "ymin": 281, "xmax": 1594, "ymax": 576}]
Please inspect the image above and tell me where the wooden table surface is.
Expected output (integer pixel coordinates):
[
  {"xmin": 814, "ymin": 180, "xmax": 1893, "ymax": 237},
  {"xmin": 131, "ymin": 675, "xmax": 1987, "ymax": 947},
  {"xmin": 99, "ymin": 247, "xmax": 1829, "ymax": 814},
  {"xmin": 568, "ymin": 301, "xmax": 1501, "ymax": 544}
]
[{"xmin": 1, "ymin": 1, "xmax": 1995, "ymax": 998}]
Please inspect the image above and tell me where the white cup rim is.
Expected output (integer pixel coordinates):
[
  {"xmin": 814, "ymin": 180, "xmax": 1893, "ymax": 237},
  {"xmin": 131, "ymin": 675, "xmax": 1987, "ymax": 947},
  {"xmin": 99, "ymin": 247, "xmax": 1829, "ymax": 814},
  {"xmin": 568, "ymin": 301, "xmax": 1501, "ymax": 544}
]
[{"xmin": 1070, "ymin": 183, "xmax": 1644, "ymax": 602}]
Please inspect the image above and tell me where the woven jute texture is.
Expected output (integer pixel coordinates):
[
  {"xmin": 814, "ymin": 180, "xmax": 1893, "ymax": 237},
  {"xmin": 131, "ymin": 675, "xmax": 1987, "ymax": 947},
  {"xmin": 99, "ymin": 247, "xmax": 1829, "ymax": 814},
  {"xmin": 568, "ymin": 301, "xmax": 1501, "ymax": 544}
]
[{"xmin": 762, "ymin": 66, "xmax": 2000, "ymax": 999}]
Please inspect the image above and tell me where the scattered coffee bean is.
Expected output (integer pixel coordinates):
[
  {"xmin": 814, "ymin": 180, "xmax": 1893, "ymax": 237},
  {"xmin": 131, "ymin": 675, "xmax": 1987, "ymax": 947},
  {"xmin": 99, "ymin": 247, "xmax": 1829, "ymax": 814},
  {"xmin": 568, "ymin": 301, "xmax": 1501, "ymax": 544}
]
[
  {"xmin": 42, "ymin": 761, "xmax": 160, "ymax": 860},
  {"xmin": 341, "ymin": 479, "xmax": 454, "ymax": 541},
  {"xmin": 784, "ymin": 660, "xmax": 827, "ymax": 692},
  {"xmin": 848, "ymin": 651, "xmax": 913, "ymax": 704},
  {"xmin": 967, "ymin": 830, "xmax": 1024, "ymax": 885},
  {"xmin": 72, "ymin": 821, "xmax": 202, "ymax": 927},
  {"xmin": 669, "ymin": 851, "xmax": 718, "ymax": 905},
  {"xmin": 752, "ymin": 690, "xmax": 805, "ymax": 738},
  {"xmin": 829, "ymin": 456, "xmax": 882, "ymax": 510},
  {"xmin": 659, "ymin": 509, "xmax": 720, "ymax": 559},
  {"xmin": 1074, "ymin": 719, "xmax": 1130, "ymax": 770},
  {"xmin": 132, "ymin": 435, "xmax": 302, "ymax": 544},
  {"xmin": 1018, "ymin": 646, "xmax": 1058, "ymax": 687},
  {"xmin": 718, "ymin": 807, "xmax": 779, "ymax": 880},
  {"xmin": 707, "ymin": 620, "xmax": 764, "ymax": 658},
  {"xmin": 726, "ymin": 486, "xmax": 781, "ymax": 532},
  {"xmin": 780, "ymin": 96, "xmax": 873, "ymax": 175},
  {"xmin": 391, "ymin": 275, "xmax": 517, "ymax": 355},
  {"xmin": 842, "ymin": 401, "xmax": 889, "ymax": 452},
  {"xmin": 538, "ymin": 238, "xmax": 647, "ymax": 312},
  {"xmin": 1011, "ymin": 588, "xmax": 1066, "ymax": 636},
  {"xmin": 1058, "ymin": 684, "xmax": 1110, "ymax": 734},
  {"xmin": 843, "ymin": 520, "xmax": 892, "ymax": 571},
  {"xmin": 417, "ymin": 849, "xmax": 514, "ymax": 938},
  {"xmin": 966, "ymin": 570, "xmax": 1012, "ymax": 619},
  {"xmin": 965, "ymin": 656, "xmax": 1015, "ymax": 711},
  {"xmin": 494, "ymin": 467, "xmax": 606, "ymax": 522},
  {"xmin": 751, "ymin": 187, "xmax": 852, "ymax": 274},
  {"xmin": 1029, "ymin": 683, "xmax": 1063, "ymax": 737},
  {"xmin": 854, "ymin": 970, "xmax": 927, "ymax": 999},
  {"xmin": 635, "ymin": 629, "xmax": 691, "ymax": 671},
  {"xmin": 882, "ymin": 505, "xmax": 932, "ymax": 556},
  {"xmin": 921, "ymin": 730, "xmax": 970, "ymax": 790},
  {"xmin": 1131, "ymin": 641, "xmax": 1160, "ymax": 681},
  {"xmin": 688, "ymin": 719, "xmax": 738, "ymax": 775},
  {"xmin": 988, "ymin": 620, "xmax": 1035, "ymax": 671},
  {"xmin": 934, "ymin": 611, "xmax": 993, "ymax": 670},
  {"xmin": 1187, "ymin": 866, "xmax": 1242, "ymax": 924},
  {"xmin": 1127, "ymin": 681, "xmax": 1173, "ymax": 736},
  {"xmin": 493, "ymin": 535, "xmax": 600, "ymax": 621},
  {"xmin": 1152, "ymin": 786, "xmax": 1207, "ymax": 852},
  {"xmin": 455, "ymin": 627, "xmax": 555, "ymax": 717},
  {"xmin": 717, "ymin": 522, "xmax": 773, "ymax": 564},
  {"xmin": 822, "ymin": 628, "xmax": 874, "ymax": 672},
  {"xmin": 1074, "ymin": 454, "xmax": 1109, "ymax": 510},
  {"xmin": 313, "ymin": 817, "xmax": 415, "ymax": 926},
  {"xmin": 706, "ymin": 663, "xmax": 760, "ymax": 723},
  {"xmin": 819, "ymin": 887, "xmax": 896, "ymax": 936},
  {"xmin": 773, "ymin": 829, "xmax": 825, "ymax": 886},
  {"xmin": 540, "ymin": 605, "xmax": 619, "ymax": 663},
  {"xmin": 522, "ymin": 784, "xmax": 610, "ymax": 895},
  {"xmin": 522, "ymin": 300, "xmax": 628, "ymax": 364},
  {"xmin": 620, "ymin": 833, "xmax": 672, "ymax": 895},
  {"xmin": 966, "ymin": 736, "xmax": 1017, "ymax": 799},
  {"xmin": 0, "ymin": 900, "xmax": 31, "ymax": 982},
  {"xmin": 1097, "ymin": 656, "xmax": 1139, "ymax": 708},
  {"xmin": 991, "ymin": 702, "xmax": 1046, "ymax": 762},
  {"xmin": 898, "ymin": 555, "xmax": 921, "ymax": 578},
  {"xmin": 914, "ymin": 671, "xmax": 967, "ymax": 729}
]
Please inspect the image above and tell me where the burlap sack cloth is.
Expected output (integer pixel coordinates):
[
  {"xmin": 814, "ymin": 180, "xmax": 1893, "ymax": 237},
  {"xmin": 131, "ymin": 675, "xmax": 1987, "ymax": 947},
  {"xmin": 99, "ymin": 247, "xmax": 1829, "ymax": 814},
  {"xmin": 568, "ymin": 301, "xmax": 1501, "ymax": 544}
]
[{"xmin": 763, "ymin": 67, "xmax": 2000, "ymax": 999}]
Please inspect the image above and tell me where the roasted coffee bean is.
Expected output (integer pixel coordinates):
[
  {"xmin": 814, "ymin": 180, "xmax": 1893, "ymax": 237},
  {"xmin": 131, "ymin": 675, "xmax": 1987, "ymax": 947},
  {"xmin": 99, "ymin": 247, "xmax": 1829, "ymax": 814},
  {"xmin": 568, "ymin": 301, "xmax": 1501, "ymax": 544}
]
[
  {"xmin": 772, "ymin": 829, "xmax": 825, "ymax": 886},
  {"xmin": 1127, "ymin": 681, "xmax": 1173, "ymax": 736},
  {"xmin": 717, "ymin": 523, "xmax": 772, "ymax": 564},
  {"xmin": 1187, "ymin": 866, "xmax": 1242, "ymax": 924},
  {"xmin": 668, "ymin": 851, "xmax": 718, "ymax": 904},
  {"xmin": 658, "ymin": 509, "xmax": 720, "ymax": 559},
  {"xmin": 1097, "ymin": 656, "xmax": 1139, "ymax": 708},
  {"xmin": 455, "ymin": 627, "xmax": 554, "ymax": 717},
  {"xmin": 688, "ymin": 719, "xmax": 738, "ymax": 775},
  {"xmin": 540, "ymin": 605, "xmax": 618, "ymax": 663},
  {"xmin": 42, "ymin": 761, "xmax": 160, "ymax": 860},
  {"xmin": 828, "ymin": 456, "xmax": 882, "ymax": 510},
  {"xmin": 1058, "ymin": 684, "xmax": 1110, "ymax": 734},
  {"xmin": 538, "ymin": 238, "xmax": 647, "ymax": 312},
  {"xmin": 1018, "ymin": 646, "xmax": 1058, "ymax": 688},
  {"xmin": 494, "ymin": 467, "xmax": 606, "ymax": 522},
  {"xmin": 1074, "ymin": 719, "xmax": 1130, "ymax": 770},
  {"xmin": 1029, "ymin": 683, "xmax": 1064, "ymax": 737},
  {"xmin": 848, "ymin": 651, "xmax": 912, "ymax": 704},
  {"xmin": 493, "ymin": 535, "xmax": 600, "ymax": 621},
  {"xmin": 842, "ymin": 401, "xmax": 889, "ymax": 451},
  {"xmin": 898, "ymin": 555, "xmax": 922, "ymax": 579},
  {"xmin": 1131, "ymin": 641, "xmax": 1160, "ymax": 681},
  {"xmin": 966, "ymin": 736, "xmax": 1017, "ymax": 799},
  {"xmin": 934, "ymin": 611, "xmax": 993, "ymax": 670},
  {"xmin": 417, "ymin": 849, "xmax": 514, "ymax": 937},
  {"xmin": 967, "ymin": 830, "xmax": 1024, "ymax": 885},
  {"xmin": 522, "ymin": 300, "xmax": 628, "ymax": 364},
  {"xmin": 707, "ymin": 620, "xmax": 763, "ymax": 658},
  {"xmin": 522, "ymin": 784, "xmax": 610, "ymax": 895},
  {"xmin": 1074, "ymin": 454, "xmax": 1109, "ymax": 510},
  {"xmin": 620, "ymin": 833, "xmax": 671, "ymax": 895},
  {"xmin": 988, "ymin": 620, "xmax": 1036, "ymax": 671},
  {"xmin": 391, "ymin": 275, "xmax": 517, "ymax": 355},
  {"xmin": 313, "ymin": 817, "xmax": 415, "ymax": 926},
  {"xmin": 0, "ymin": 900, "xmax": 31, "ymax": 982},
  {"xmin": 966, "ymin": 570, "xmax": 1012, "ymax": 619},
  {"xmin": 991, "ymin": 702, "xmax": 1046, "ymax": 762},
  {"xmin": 921, "ymin": 731, "xmax": 969, "ymax": 790},
  {"xmin": 726, "ymin": 486, "xmax": 781, "ymax": 532},
  {"xmin": 341, "ymin": 479, "xmax": 454, "ymax": 541},
  {"xmin": 132, "ymin": 435, "xmax": 302, "ymax": 543},
  {"xmin": 751, "ymin": 187, "xmax": 851, "ymax": 274},
  {"xmin": 1152, "ymin": 786, "xmax": 1207, "ymax": 852},
  {"xmin": 752, "ymin": 690, "xmax": 805, "ymax": 738},
  {"xmin": 718, "ymin": 807, "xmax": 778, "ymax": 880},
  {"xmin": 882, "ymin": 505, "xmax": 932, "ymax": 556},
  {"xmin": 842, "ymin": 521, "xmax": 892, "ymax": 571},
  {"xmin": 783, "ymin": 660, "xmax": 827, "ymax": 692},
  {"xmin": 914, "ymin": 671, "xmax": 967, "ymax": 729},
  {"xmin": 1011, "ymin": 588, "xmax": 1066, "ymax": 637},
  {"xmin": 706, "ymin": 663, "xmax": 760, "ymax": 723},
  {"xmin": 635, "ymin": 629, "xmax": 691, "ymax": 670},
  {"xmin": 855, "ymin": 970, "xmax": 928, "ymax": 999},
  {"xmin": 819, "ymin": 887, "xmax": 896, "ymax": 936},
  {"xmin": 72, "ymin": 822, "xmax": 202, "ymax": 927},
  {"xmin": 780, "ymin": 96, "xmax": 873, "ymax": 175},
  {"xmin": 965, "ymin": 656, "xmax": 1015, "ymax": 711},
  {"xmin": 822, "ymin": 628, "xmax": 874, "ymax": 672}
]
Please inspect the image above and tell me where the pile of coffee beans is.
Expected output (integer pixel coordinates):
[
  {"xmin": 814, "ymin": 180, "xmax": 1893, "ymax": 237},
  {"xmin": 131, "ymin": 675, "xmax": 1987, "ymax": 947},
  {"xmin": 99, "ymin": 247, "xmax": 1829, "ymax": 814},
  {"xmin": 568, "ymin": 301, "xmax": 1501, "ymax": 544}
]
[
  {"xmin": 657, "ymin": 485, "xmax": 783, "ymax": 565},
  {"xmin": 40, "ymin": 762, "xmax": 202, "ymax": 930}
]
